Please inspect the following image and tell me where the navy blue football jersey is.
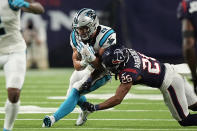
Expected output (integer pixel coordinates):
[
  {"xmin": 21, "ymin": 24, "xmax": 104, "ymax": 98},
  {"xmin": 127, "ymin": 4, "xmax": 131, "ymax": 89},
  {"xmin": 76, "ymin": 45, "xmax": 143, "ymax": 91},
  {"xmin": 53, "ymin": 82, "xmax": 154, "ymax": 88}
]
[
  {"xmin": 118, "ymin": 49, "xmax": 165, "ymax": 88},
  {"xmin": 177, "ymin": 0, "xmax": 197, "ymax": 33}
]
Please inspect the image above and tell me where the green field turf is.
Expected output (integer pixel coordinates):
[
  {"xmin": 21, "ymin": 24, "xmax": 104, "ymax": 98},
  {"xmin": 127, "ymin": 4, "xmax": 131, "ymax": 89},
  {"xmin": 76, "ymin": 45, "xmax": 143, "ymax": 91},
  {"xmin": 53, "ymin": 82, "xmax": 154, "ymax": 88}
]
[{"xmin": 0, "ymin": 68, "xmax": 197, "ymax": 131}]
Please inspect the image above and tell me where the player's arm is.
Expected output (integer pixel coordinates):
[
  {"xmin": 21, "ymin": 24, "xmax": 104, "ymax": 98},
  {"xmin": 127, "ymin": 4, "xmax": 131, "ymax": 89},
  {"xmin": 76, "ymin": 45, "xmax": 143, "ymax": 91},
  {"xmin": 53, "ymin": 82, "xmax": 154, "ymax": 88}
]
[
  {"xmin": 22, "ymin": 0, "xmax": 44, "ymax": 14},
  {"xmin": 72, "ymin": 48, "xmax": 87, "ymax": 71},
  {"xmin": 98, "ymin": 82, "xmax": 132, "ymax": 110},
  {"xmin": 89, "ymin": 47, "xmax": 105, "ymax": 68},
  {"xmin": 182, "ymin": 19, "xmax": 197, "ymax": 85},
  {"xmin": 11, "ymin": 0, "xmax": 45, "ymax": 14},
  {"xmin": 83, "ymin": 82, "xmax": 132, "ymax": 111}
]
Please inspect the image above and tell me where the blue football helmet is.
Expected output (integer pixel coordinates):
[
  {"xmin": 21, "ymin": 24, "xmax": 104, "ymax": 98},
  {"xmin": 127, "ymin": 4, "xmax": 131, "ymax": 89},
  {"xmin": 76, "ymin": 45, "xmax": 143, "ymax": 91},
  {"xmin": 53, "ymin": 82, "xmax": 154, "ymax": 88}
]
[
  {"xmin": 72, "ymin": 8, "xmax": 99, "ymax": 40},
  {"xmin": 102, "ymin": 44, "xmax": 127, "ymax": 74}
]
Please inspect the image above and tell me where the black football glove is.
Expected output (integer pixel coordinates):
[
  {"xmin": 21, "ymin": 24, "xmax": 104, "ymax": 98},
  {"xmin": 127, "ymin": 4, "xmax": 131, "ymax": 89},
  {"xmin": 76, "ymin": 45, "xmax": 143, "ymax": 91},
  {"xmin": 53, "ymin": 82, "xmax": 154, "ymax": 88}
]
[{"xmin": 82, "ymin": 102, "xmax": 98, "ymax": 112}]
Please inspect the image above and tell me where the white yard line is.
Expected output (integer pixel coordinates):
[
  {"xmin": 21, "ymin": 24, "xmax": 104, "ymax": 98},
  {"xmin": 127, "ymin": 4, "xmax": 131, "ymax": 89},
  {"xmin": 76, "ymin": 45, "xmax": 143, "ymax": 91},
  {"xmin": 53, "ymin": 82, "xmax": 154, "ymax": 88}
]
[
  {"xmin": 0, "ymin": 105, "xmax": 168, "ymax": 114},
  {"xmin": 10, "ymin": 127, "xmax": 197, "ymax": 131},
  {"xmin": 0, "ymin": 102, "xmax": 164, "ymax": 104},
  {"xmin": 0, "ymin": 118, "xmax": 175, "ymax": 121},
  {"xmin": 48, "ymin": 93, "xmax": 163, "ymax": 100}
]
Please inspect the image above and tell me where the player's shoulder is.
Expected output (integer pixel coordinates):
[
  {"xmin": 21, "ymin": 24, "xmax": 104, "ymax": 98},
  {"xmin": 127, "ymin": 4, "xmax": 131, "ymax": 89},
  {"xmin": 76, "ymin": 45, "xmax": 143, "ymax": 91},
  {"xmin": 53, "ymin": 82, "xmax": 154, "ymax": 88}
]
[
  {"xmin": 98, "ymin": 25, "xmax": 115, "ymax": 36},
  {"xmin": 177, "ymin": 0, "xmax": 197, "ymax": 20},
  {"xmin": 96, "ymin": 25, "xmax": 116, "ymax": 48},
  {"xmin": 99, "ymin": 25, "xmax": 113, "ymax": 30}
]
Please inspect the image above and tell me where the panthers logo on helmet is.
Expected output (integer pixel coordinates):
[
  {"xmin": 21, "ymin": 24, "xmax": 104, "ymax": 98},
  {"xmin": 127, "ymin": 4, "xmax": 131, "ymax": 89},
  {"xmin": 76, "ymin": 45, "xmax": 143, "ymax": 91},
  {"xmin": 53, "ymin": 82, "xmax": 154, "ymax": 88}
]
[{"xmin": 85, "ymin": 10, "xmax": 96, "ymax": 20}]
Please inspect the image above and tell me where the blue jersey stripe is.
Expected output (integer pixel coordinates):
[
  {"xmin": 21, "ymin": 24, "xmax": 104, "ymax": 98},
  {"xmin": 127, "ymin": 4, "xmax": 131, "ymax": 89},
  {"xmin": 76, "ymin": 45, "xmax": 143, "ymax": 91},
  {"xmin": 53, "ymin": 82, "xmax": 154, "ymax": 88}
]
[
  {"xmin": 72, "ymin": 30, "xmax": 78, "ymax": 48},
  {"xmin": 99, "ymin": 29, "xmax": 115, "ymax": 47}
]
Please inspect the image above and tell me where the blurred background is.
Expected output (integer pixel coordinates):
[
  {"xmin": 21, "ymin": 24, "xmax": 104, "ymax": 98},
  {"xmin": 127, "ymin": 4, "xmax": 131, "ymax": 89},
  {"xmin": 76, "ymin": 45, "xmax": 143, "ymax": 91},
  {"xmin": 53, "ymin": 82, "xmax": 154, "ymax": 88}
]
[{"xmin": 21, "ymin": 0, "xmax": 182, "ymax": 68}]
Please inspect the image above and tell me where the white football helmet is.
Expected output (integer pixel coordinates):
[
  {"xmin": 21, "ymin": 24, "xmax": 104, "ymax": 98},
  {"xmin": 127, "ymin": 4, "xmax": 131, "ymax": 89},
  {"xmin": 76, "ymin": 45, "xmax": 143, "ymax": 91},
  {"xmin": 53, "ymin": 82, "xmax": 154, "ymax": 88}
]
[{"xmin": 72, "ymin": 8, "xmax": 99, "ymax": 40}]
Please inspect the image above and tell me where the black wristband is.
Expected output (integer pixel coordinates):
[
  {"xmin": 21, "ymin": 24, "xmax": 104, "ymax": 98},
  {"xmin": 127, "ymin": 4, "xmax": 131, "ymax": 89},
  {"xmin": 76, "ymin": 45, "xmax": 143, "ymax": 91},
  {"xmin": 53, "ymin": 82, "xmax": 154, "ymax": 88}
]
[{"xmin": 95, "ymin": 104, "xmax": 99, "ymax": 111}]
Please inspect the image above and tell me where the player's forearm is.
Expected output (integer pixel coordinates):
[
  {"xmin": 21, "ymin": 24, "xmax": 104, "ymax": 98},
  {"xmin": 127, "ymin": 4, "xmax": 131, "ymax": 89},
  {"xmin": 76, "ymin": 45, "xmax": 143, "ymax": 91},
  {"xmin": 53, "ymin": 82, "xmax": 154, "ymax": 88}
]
[
  {"xmin": 97, "ymin": 95, "xmax": 122, "ymax": 110},
  {"xmin": 183, "ymin": 47, "xmax": 197, "ymax": 80},
  {"xmin": 22, "ymin": 2, "xmax": 44, "ymax": 14},
  {"xmin": 90, "ymin": 57, "xmax": 100, "ymax": 68},
  {"xmin": 183, "ymin": 38, "xmax": 197, "ymax": 79},
  {"xmin": 73, "ymin": 60, "xmax": 85, "ymax": 71},
  {"xmin": 98, "ymin": 83, "xmax": 132, "ymax": 110}
]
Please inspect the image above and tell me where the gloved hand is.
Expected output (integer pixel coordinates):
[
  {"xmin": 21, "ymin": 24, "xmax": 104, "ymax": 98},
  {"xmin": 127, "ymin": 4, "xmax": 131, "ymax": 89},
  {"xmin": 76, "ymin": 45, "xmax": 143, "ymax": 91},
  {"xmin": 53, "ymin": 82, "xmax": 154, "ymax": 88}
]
[
  {"xmin": 76, "ymin": 42, "xmax": 86, "ymax": 57},
  {"xmin": 79, "ymin": 59, "xmax": 88, "ymax": 67},
  {"xmin": 11, "ymin": 0, "xmax": 30, "ymax": 8},
  {"xmin": 76, "ymin": 42, "xmax": 96, "ymax": 63},
  {"xmin": 76, "ymin": 42, "xmax": 88, "ymax": 67},
  {"xmin": 82, "ymin": 102, "xmax": 99, "ymax": 112},
  {"xmin": 84, "ymin": 45, "xmax": 96, "ymax": 62}
]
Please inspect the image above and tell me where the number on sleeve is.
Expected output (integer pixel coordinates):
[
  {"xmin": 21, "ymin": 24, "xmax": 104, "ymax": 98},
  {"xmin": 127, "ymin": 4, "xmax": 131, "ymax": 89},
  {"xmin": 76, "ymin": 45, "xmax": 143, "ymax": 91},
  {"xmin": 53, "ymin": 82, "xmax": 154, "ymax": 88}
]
[
  {"xmin": 0, "ymin": 17, "xmax": 6, "ymax": 35},
  {"xmin": 101, "ymin": 28, "xmax": 107, "ymax": 33},
  {"xmin": 121, "ymin": 75, "xmax": 133, "ymax": 84}
]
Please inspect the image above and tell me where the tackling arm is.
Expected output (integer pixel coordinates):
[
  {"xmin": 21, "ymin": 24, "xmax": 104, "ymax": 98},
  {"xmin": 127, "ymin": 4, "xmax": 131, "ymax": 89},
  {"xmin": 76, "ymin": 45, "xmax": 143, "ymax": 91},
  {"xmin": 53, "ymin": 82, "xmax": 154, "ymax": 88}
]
[
  {"xmin": 182, "ymin": 19, "xmax": 197, "ymax": 88},
  {"xmin": 83, "ymin": 82, "xmax": 132, "ymax": 111},
  {"xmin": 98, "ymin": 82, "xmax": 132, "ymax": 110},
  {"xmin": 89, "ymin": 47, "xmax": 105, "ymax": 68}
]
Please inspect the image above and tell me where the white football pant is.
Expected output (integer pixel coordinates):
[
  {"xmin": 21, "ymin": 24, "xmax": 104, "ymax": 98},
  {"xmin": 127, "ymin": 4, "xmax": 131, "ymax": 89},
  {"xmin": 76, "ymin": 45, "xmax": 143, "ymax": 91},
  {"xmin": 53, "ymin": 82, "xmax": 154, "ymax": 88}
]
[
  {"xmin": 160, "ymin": 64, "xmax": 197, "ymax": 121},
  {"xmin": 0, "ymin": 51, "xmax": 26, "ymax": 89}
]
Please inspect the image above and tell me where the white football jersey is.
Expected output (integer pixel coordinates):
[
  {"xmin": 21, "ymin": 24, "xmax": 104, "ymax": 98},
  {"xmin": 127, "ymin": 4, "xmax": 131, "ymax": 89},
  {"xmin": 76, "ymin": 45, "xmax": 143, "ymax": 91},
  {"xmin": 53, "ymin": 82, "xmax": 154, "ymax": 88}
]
[
  {"xmin": 0, "ymin": 0, "xmax": 26, "ymax": 54},
  {"xmin": 70, "ymin": 25, "xmax": 116, "ymax": 54}
]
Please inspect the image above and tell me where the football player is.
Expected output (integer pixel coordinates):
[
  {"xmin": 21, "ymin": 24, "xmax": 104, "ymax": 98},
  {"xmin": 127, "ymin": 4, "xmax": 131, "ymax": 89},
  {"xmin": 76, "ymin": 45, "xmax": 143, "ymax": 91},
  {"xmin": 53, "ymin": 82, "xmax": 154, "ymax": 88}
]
[
  {"xmin": 43, "ymin": 8, "xmax": 116, "ymax": 127},
  {"xmin": 82, "ymin": 44, "xmax": 197, "ymax": 126},
  {"xmin": 0, "ymin": 0, "xmax": 44, "ymax": 131},
  {"xmin": 177, "ymin": 0, "xmax": 197, "ymax": 94}
]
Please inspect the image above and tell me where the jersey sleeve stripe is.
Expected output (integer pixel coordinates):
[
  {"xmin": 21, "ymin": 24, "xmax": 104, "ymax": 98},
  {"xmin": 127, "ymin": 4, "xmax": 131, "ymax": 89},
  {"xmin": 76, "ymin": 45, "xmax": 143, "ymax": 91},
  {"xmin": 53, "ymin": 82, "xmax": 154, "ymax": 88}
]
[
  {"xmin": 99, "ymin": 29, "xmax": 115, "ymax": 47},
  {"xmin": 71, "ymin": 30, "xmax": 78, "ymax": 48},
  {"xmin": 122, "ymin": 68, "xmax": 137, "ymax": 74}
]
